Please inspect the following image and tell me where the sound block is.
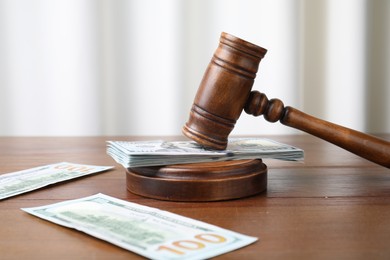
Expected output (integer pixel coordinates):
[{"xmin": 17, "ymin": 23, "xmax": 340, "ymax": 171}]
[{"xmin": 126, "ymin": 159, "xmax": 267, "ymax": 201}]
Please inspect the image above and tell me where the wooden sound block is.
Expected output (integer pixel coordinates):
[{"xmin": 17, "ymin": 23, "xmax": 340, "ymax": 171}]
[{"xmin": 126, "ymin": 159, "xmax": 267, "ymax": 202}]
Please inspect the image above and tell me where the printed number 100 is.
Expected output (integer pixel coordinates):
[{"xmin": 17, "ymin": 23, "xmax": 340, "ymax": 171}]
[{"xmin": 157, "ymin": 233, "xmax": 227, "ymax": 255}]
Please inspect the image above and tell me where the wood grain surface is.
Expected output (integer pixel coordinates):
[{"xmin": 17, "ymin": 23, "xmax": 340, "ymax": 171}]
[{"xmin": 1, "ymin": 134, "xmax": 389, "ymax": 259}]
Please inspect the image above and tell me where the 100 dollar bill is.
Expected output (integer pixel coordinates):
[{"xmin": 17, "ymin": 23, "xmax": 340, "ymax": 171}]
[
  {"xmin": 22, "ymin": 193, "xmax": 257, "ymax": 259},
  {"xmin": 0, "ymin": 163, "xmax": 113, "ymax": 200}
]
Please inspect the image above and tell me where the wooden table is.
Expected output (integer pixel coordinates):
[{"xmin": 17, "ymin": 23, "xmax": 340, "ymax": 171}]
[{"xmin": 1, "ymin": 134, "xmax": 389, "ymax": 259}]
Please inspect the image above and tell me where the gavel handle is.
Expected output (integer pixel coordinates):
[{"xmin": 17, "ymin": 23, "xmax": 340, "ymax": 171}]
[{"xmin": 245, "ymin": 91, "xmax": 390, "ymax": 168}]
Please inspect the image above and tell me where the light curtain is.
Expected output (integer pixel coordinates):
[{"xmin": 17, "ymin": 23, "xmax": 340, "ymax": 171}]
[{"xmin": 0, "ymin": 0, "xmax": 389, "ymax": 136}]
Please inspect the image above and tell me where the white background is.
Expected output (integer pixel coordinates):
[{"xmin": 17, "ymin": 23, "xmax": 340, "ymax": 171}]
[{"xmin": 0, "ymin": 0, "xmax": 389, "ymax": 137}]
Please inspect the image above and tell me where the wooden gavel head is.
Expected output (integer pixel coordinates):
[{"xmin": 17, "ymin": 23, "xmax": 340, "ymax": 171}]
[{"xmin": 182, "ymin": 32, "xmax": 267, "ymax": 150}]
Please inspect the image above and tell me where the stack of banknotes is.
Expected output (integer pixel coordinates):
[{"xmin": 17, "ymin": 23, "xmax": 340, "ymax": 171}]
[{"xmin": 107, "ymin": 138, "xmax": 304, "ymax": 168}]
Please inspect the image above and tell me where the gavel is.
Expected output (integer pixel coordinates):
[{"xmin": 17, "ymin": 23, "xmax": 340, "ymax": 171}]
[{"xmin": 183, "ymin": 32, "xmax": 390, "ymax": 168}]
